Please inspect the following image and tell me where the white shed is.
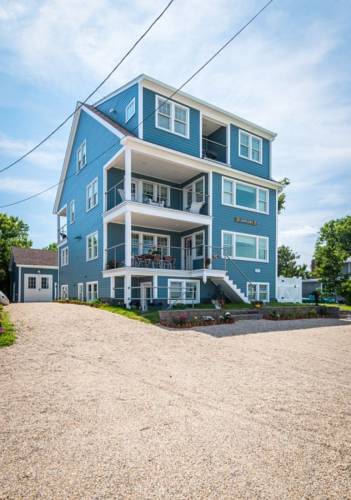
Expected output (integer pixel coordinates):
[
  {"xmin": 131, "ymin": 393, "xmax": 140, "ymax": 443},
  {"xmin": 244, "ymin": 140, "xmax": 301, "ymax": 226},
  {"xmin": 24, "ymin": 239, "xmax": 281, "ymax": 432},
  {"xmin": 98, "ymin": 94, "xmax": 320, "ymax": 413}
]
[{"xmin": 277, "ymin": 277, "xmax": 302, "ymax": 303}]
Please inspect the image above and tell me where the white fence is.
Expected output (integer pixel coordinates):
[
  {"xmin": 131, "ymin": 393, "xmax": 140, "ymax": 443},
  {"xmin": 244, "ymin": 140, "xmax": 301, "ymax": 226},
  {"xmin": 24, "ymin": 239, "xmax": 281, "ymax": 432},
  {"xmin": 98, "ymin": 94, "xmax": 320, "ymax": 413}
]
[{"xmin": 277, "ymin": 277, "xmax": 302, "ymax": 303}]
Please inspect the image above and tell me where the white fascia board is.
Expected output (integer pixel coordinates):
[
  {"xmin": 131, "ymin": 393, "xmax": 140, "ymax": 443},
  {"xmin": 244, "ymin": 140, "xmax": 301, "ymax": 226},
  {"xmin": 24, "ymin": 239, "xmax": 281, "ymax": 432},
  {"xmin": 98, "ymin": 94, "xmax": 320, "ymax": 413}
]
[
  {"xmin": 17, "ymin": 265, "xmax": 58, "ymax": 269},
  {"xmin": 93, "ymin": 74, "xmax": 144, "ymax": 106},
  {"xmin": 123, "ymin": 136, "xmax": 282, "ymax": 191},
  {"xmin": 140, "ymin": 74, "xmax": 277, "ymax": 141}
]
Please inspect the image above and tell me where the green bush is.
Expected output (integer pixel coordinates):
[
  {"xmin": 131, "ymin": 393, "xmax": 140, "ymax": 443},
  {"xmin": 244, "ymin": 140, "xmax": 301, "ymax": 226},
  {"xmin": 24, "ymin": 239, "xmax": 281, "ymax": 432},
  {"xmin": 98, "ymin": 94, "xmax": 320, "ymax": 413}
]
[
  {"xmin": 0, "ymin": 305, "xmax": 16, "ymax": 347},
  {"xmin": 339, "ymin": 280, "xmax": 351, "ymax": 305}
]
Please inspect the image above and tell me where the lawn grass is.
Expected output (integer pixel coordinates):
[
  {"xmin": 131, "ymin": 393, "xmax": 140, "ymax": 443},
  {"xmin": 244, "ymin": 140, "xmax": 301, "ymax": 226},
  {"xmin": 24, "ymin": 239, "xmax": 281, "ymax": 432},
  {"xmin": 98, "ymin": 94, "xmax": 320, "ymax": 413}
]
[
  {"xmin": 0, "ymin": 305, "xmax": 16, "ymax": 347},
  {"xmin": 99, "ymin": 304, "xmax": 159, "ymax": 324},
  {"xmin": 325, "ymin": 303, "xmax": 351, "ymax": 312}
]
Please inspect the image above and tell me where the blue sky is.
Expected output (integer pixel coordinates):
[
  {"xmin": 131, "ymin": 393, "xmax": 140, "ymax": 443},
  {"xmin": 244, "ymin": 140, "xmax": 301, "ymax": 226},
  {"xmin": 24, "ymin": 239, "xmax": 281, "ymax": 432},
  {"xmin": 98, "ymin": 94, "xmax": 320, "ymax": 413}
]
[{"xmin": 0, "ymin": 0, "xmax": 350, "ymax": 265}]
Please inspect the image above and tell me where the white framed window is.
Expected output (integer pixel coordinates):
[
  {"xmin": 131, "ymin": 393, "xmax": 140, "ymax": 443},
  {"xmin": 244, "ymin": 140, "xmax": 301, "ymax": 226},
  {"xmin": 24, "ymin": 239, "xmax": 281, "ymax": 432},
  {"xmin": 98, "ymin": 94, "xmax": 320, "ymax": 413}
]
[
  {"xmin": 168, "ymin": 279, "xmax": 200, "ymax": 304},
  {"xmin": 86, "ymin": 231, "xmax": 98, "ymax": 261},
  {"xmin": 239, "ymin": 130, "xmax": 263, "ymax": 164},
  {"xmin": 86, "ymin": 178, "xmax": 98, "ymax": 211},
  {"xmin": 28, "ymin": 276, "xmax": 36, "ymax": 289},
  {"xmin": 221, "ymin": 177, "xmax": 269, "ymax": 214},
  {"xmin": 77, "ymin": 140, "xmax": 87, "ymax": 171},
  {"xmin": 41, "ymin": 277, "xmax": 49, "ymax": 289},
  {"xmin": 77, "ymin": 283, "xmax": 84, "ymax": 301},
  {"xmin": 69, "ymin": 200, "xmax": 75, "ymax": 224},
  {"xmin": 61, "ymin": 246, "xmax": 69, "ymax": 266},
  {"xmin": 139, "ymin": 179, "xmax": 170, "ymax": 206},
  {"xmin": 247, "ymin": 282, "xmax": 269, "ymax": 302},
  {"xmin": 60, "ymin": 284, "xmax": 68, "ymax": 299},
  {"xmin": 86, "ymin": 281, "xmax": 98, "ymax": 301},
  {"xmin": 131, "ymin": 231, "xmax": 170, "ymax": 257},
  {"xmin": 155, "ymin": 95, "xmax": 189, "ymax": 138},
  {"xmin": 221, "ymin": 231, "xmax": 269, "ymax": 262},
  {"xmin": 125, "ymin": 98, "xmax": 136, "ymax": 123},
  {"xmin": 183, "ymin": 177, "xmax": 205, "ymax": 210}
]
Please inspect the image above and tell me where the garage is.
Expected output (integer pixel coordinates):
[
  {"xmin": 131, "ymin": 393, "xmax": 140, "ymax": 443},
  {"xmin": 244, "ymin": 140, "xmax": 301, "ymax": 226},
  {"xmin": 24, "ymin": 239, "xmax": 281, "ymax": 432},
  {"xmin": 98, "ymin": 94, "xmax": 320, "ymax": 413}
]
[{"xmin": 24, "ymin": 274, "xmax": 53, "ymax": 302}]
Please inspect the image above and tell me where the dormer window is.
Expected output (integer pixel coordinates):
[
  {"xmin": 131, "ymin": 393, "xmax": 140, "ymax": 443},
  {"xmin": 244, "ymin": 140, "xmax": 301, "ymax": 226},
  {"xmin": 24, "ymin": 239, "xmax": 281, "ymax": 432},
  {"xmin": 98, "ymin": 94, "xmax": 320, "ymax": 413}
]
[
  {"xmin": 125, "ymin": 98, "xmax": 136, "ymax": 123},
  {"xmin": 77, "ymin": 140, "xmax": 87, "ymax": 171},
  {"xmin": 155, "ymin": 95, "xmax": 189, "ymax": 138},
  {"xmin": 239, "ymin": 130, "xmax": 262, "ymax": 164}
]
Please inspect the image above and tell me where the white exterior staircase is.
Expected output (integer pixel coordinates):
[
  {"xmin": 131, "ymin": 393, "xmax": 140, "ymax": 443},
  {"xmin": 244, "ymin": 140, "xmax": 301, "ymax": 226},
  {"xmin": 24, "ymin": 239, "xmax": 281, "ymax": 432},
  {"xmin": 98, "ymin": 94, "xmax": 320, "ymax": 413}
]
[{"xmin": 194, "ymin": 269, "xmax": 249, "ymax": 303}]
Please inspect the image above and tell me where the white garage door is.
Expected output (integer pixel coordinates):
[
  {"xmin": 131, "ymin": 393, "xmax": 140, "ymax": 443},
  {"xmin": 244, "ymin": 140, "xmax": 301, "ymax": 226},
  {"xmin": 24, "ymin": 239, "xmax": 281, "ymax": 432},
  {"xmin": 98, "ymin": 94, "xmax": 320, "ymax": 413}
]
[{"xmin": 24, "ymin": 274, "xmax": 53, "ymax": 302}]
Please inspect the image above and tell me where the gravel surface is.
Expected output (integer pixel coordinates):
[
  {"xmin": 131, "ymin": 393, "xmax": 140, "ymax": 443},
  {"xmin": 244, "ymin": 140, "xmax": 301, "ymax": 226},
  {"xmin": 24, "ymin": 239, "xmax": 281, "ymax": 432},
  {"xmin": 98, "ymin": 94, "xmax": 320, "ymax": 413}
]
[{"xmin": 1, "ymin": 303, "xmax": 351, "ymax": 499}]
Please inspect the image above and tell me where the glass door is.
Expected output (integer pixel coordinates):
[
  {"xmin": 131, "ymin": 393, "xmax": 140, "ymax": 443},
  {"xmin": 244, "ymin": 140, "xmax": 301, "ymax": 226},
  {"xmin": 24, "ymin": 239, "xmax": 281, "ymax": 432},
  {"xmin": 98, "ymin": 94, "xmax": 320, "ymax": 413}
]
[{"xmin": 183, "ymin": 236, "xmax": 193, "ymax": 270}]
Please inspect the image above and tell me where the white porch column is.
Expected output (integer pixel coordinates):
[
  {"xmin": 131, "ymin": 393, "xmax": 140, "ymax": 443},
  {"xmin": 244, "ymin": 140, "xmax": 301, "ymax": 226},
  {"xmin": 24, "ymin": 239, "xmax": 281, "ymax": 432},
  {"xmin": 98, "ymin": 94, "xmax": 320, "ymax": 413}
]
[
  {"xmin": 125, "ymin": 210, "xmax": 132, "ymax": 267},
  {"xmin": 208, "ymin": 172, "xmax": 213, "ymax": 269},
  {"xmin": 124, "ymin": 147, "xmax": 132, "ymax": 201},
  {"xmin": 110, "ymin": 277, "xmax": 115, "ymax": 299},
  {"xmin": 124, "ymin": 273, "xmax": 131, "ymax": 309},
  {"xmin": 153, "ymin": 275, "xmax": 158, "ymax": 301}
]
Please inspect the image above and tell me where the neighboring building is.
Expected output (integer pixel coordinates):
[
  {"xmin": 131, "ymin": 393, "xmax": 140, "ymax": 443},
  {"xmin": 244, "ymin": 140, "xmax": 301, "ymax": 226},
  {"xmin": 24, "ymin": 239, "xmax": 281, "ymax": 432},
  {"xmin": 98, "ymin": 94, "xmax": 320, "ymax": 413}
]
[
  {"xmin": 342, "ymin": 257, "xmax": 351, "ymax": 278},
  {"xmin": 53, "ymin": 75, "xmax": 281, "ymax": 307},
  {"xmin": 9, "ymin": 247, "xmax": 58, "ymax": 302},
  {"xmin": 302, "ymin": 278, "xmax": 322, "ymax": 298}
]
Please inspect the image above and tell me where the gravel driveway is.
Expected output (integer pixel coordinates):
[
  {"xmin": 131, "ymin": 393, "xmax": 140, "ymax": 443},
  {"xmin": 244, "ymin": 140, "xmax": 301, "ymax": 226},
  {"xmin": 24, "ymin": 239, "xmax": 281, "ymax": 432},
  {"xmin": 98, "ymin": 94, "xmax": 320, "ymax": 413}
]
[{"xmin": 1, "ymin": 303, "xmax": 350, "ymax": 499}]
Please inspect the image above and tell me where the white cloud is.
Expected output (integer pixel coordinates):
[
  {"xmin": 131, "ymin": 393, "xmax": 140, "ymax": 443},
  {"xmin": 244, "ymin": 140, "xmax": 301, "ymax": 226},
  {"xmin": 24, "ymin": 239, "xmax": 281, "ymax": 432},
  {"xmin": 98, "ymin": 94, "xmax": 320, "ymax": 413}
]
[{"xmin": 0, "ymin": 176, "xmax": 54, "ymax": 201}]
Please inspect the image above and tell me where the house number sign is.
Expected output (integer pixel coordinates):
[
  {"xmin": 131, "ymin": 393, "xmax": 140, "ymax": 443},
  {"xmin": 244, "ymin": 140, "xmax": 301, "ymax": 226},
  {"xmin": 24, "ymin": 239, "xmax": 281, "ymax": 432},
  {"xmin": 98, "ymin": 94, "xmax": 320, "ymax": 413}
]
[{"xmin": 234, "ymin": 216, "xmax": 257, "ymax": 226}]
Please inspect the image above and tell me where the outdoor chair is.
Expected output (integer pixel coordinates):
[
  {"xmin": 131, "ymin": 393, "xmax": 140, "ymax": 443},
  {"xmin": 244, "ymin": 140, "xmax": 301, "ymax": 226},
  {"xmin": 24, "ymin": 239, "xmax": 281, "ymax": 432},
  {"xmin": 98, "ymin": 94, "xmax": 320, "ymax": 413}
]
[{"xmin": 188, "ymin": 201, "xmax": 204, "ymax": 214}]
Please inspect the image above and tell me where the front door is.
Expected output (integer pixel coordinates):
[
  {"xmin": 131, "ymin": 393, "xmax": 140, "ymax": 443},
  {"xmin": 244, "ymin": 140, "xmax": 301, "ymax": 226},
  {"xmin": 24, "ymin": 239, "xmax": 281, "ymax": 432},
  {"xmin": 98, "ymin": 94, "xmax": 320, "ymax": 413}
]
[
  {"xmin": 140, "ymin": 281, "xmax": 153, "ymax": 311},
  {"xmin": 183, "ymin": 236, "xmax": 193, "ymax": 270},
  {"xmin": 24, "ymin": 274, "xmax": 52, "ymax": 302}
]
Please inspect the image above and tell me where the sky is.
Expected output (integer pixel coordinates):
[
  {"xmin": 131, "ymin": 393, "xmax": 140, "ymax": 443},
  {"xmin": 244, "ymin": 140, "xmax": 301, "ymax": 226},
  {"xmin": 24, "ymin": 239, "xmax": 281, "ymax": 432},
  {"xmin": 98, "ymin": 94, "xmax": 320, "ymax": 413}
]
[{"xmin": 0, "ymin": 0, "xmax": 350, "ymax": 266}]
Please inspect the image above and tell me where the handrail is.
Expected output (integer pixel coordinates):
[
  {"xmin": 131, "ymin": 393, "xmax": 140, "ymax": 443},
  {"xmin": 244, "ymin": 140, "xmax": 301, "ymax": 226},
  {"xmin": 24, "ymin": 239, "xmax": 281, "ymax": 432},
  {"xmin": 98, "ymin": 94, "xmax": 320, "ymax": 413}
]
[{"xmin": 202, "ymin": 137, "xmax": 227, "ymax": 148}]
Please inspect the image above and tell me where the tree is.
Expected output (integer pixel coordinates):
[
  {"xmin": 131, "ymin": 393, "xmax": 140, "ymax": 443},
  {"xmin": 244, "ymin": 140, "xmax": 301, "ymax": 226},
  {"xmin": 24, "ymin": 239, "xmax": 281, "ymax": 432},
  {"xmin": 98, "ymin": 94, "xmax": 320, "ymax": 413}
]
[
  {"xmin": 278, "ymin": 245, "xmax": 310, "ymax": 278},
  {"xmin": 314, "ymin": 216, "xmax": 351, "ymax": 293},
  {"xmin": 0, "ymin": 213, "xmax": 32, "ymax": 292},
  {"xmin": 278, "ymin": 177, "xmax": 290, "ymax": 214},
  {"xmin": 43, "ymin": 242, "xmax": 58, "ymax": 252}
]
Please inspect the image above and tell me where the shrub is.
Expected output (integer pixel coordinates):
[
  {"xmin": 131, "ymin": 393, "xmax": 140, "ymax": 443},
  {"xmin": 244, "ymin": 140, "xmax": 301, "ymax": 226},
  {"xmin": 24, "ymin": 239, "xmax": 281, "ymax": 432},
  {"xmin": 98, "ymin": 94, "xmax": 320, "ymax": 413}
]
[{"xmin": 339, "ymin": 280, "xmax": 351, "ymax": 305}]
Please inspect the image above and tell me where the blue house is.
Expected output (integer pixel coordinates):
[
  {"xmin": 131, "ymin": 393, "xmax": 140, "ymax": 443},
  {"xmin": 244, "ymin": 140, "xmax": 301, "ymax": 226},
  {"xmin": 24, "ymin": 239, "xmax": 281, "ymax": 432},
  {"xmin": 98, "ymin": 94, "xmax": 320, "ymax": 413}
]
[
  {"xmin": 53, "ymin": 75, "xmax": 281, "ymax": 307},
  {"xmin": 9, "ymin": 247, "xmax": 58, "ymax": 302}
]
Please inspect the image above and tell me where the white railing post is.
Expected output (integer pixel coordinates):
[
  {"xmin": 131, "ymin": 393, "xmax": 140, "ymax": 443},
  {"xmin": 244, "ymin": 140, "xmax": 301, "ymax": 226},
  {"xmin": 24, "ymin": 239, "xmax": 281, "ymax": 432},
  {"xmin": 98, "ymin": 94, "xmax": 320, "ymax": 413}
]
[
  {"xmin": 125, "ymin": 210, "xmax": 131, "ymax": 267},
  {"xmin": 124, "ymin": 147, "xmax": 132, "ymax": 201}
]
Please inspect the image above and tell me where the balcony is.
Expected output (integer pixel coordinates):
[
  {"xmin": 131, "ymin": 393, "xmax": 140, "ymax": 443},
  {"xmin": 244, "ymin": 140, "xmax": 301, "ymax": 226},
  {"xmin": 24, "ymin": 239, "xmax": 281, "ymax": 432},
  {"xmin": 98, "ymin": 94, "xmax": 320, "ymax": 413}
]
[{"xmin": 202, "ymin": 117, "xmax": 228, "ymax": 164}]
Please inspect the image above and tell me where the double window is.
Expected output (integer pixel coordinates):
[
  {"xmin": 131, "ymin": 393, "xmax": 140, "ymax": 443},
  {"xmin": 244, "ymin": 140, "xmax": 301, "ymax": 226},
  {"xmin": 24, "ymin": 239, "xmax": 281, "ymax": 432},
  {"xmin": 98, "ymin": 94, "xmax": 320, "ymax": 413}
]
[
  {"xmin": 156, "ymin": 95, "xmax": 189, "ymax": 138},
  {"xmin": 86, "ymin": 281, "xmax": 98, "ymax": 301},
  {"xmin": 86, "ymin": 178, "xmax": 98, "ymax": 211},
  {"xmin": 77, "ymin": 140, "xmax": 87, "ymax": 171},
  {"xmin": 61, "ymin": 246, "xmax": 69, "ymax": 266},
  {"xmin": 69, "ymin": 200, "xmax": 75, "ymax": 224},
  {"xmin": 168, "ymin": 279, "xmax": 200, "ymax": 304},
  {"xmin": 222, "ymin": 177, "xmax": 269, "ymax": 214},
  {"xmin": 141, "ymin": 180, "xmax": 170, "ymax": 206},
  {"xmin": 239, "ymin": 130, "xmax": 262, "ymax": 164},
  {"xmin": 86, "ymin": 231, "xmax": 98, "ymax": 261},
  {"xmin": 125, "ymin": 98, "xmax": 136, "ymax": 123},
  {"xmin": 247, "ymin": 282, "xmax": 269, "ymax": 302},
  {"xmin": 222, "ymin": 231, "xmax": 269, "ymax": 262},
  {"xmin": 132, "ymin": 232, "xmax": 170, "ymax": 257},
  {"xmin": 183, "ymin": 177, "xmax": 205, "ymax": 210}
]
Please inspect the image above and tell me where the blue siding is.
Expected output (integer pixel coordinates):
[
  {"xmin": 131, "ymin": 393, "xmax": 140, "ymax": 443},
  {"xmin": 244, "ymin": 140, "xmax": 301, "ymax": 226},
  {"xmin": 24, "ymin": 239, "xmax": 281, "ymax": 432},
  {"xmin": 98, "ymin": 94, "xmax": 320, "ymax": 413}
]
[
  {"xmin": 230, "ymin": 125, "xmax": 270, "ymax": 178},
  {"xmin": 211, "ymin": 172, "xmax": 276, "ymax": 299},
  {"xmin": 142, "ymin": 88, "xmax": 200, "ymax": 157},
  {"xmin": 96, "ymin": 83, "xmax": 139, "ymax": 135},
  {"xmin": 58, "ymin": 109, "xmax": 123, "ymax": 299}
]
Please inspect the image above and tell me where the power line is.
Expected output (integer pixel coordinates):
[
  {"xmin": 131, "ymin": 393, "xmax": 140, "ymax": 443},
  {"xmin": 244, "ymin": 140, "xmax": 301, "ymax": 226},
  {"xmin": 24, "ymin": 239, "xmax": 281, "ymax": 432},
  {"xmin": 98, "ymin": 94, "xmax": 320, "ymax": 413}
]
[
  {"xmin": 0, "ymin": 0, "xmax": 175, "ymax": 175},
  {"xmin": 0, "ymin": 0, "xmax": 275, "ymax": 209}
]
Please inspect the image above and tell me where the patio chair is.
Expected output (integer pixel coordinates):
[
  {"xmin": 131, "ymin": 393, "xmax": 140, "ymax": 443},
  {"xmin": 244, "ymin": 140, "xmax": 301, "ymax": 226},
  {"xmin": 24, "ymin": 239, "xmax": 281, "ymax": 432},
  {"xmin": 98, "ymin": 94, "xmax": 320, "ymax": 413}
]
[
  {"xmin": 152, "ymin": 254, "xmax": 161, "ymax": 268},
  {"xmin": 188, "ymin": 201, "xmax": 204, "ymax": 214},
  {"xmin": 118, "ymin": 189, "xmax": 125, "ymax": 201}
]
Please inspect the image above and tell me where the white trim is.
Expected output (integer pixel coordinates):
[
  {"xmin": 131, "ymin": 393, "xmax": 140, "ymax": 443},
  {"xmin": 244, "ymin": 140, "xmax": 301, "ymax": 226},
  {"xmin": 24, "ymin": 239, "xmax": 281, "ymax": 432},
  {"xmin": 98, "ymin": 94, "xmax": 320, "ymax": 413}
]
[
  {"xmin": 153, "ymin": 274, "xmax": 158, "ymax": 299},
  {"xmin": 131, "ymin": 231, "xmax": 171, "ymax": 256},
  {"xmin": 86, "ymin": 231, "xmax": 98, "ymax": 261},
  {"xmin": 221, "ymin": 176, "xmax": 269, "ymax": 214},
  {"xmin": 226, "ymin": 124, "xmax": 231, "ymax": 163},
  {"xmin": 155, "ymin": 95, "xmax": 190, "ymax": 139},
  {"xmin": 247, "ymin": 282, "xmax": 270, "ymax": 302},
  {"xmin": 183, "ymin": 176, "xmax": 205, "ymax": 210},
  {"xmin": 238, "ymin": 130, "xmax": 263, "ymax": 165},
  {"xmin": 86, "ymin": 177, "xmax": 98, "ymax": 212},
  {"xmin": 110, "ymin": 276, "xmax": 115, "ymax": 298},
  {"xmin": 125, "ymin": 97, "xmax": 136, "ymax": 123},
  {"xmin": 275, "ymin": 192, "xmax": 278, "ymax": 299},
  {"xmin": 138, "ymin": 81, "xmax": 143, "ymax": 139},
  {"xmin": 140, "ymin": 280, "xmax": 153, "ymax": 309},
  {"xmin": 93, "ymin": 74, "xmax": 144, "ymax": 107},
  {"xmin": 60, "ymin": 246, "xmax": 69, "ymax": 266},
  {"xmin": 221, "ymin": 230, "xmax": 269, "ymax": 263},
  {"xmin": 137, "ymin": 178, "xmax": 171, "ymax": 206},
  {"xmin": 76, "ymin": 139, "xmax": 87, "ymax": 172},
  {"xmin": 69, "ymin": 199, "xmax": 75, "ymax": 224},
  {"xmin": 77, "ymin": 282, "xmax": 84, "ymax": 301},
  {"xmin": 167, "ymin": 278, "xmax": 200, "ymax": 304},
  {"xmin": 17, "ymin": 264, "xmax": 58, "ymax": 270},
  {"xmin": 18, "ymin": 267, "xmax": 22, "ymax": 303},
  {"xmin": 102, "ymin": 266, "xmax": 228, "ymax": 280},
  {"xmin": 60, "ymin": 284, "xmax": 69, "ymax": 299},
  {"xmin": 86, "ymin": 281, "xmax": 98, "ymax": 301}
]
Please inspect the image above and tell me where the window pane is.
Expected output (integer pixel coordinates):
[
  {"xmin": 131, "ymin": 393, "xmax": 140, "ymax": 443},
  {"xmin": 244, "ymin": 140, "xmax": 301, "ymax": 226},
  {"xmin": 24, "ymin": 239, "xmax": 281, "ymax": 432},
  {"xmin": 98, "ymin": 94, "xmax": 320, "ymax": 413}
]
[
  {"xmin": 159, "ymin": 99, "xmax": 171, "ymax": 116},
  {"xmin": 143, "ymin": 235, "xmax": 154, "ymax": 253},
  {"xmin": 248, "ymin": 283, "xmax": 257, "ymax": 301},
  {"xmin": 223, "ymin": 233, "xmax": 233, "ymax": 257},
  {"xmin": 195, "ymin": 232, "xmax": 204, "ymax": 257},
  {"xmin": 158, "ymin": 185, "xmax": 168, "ymax": 204},
  {"xmin": 143, "ymin": 182, "xmax": 154, "ymax": 202},
  {"xmin": 258, "ymin": 189, "xmax": 268, "ymax": 212},
  {"xmin": 236, "ymin": 234, "xmax": 256, "ymax": 259},
  {"xmin": 223, "ymin": 180, "xmax": 234, "ymax": 205},
  {"xmin": 157, "ymin": 236, "xmax": 168, "ymax": 256},
  {"xmin": 175, "ymin": 106, "xmax": 186, "ymax": 122},
  {"xmin": 158, "ymin": 114, "xmax": 171, "ymax": 130},
  {"xmin": 240, "ymin": 132, "xmax": 249, "ymax": 146},
  {"xmin": 195, "ymin": 179, "xmax": 204, "ymax": 202},
  {"xmin": 186, "ymin": 187, "xmax": 192, "ymax": 208},
  {"xmin": 252, "ymin": 148, "xmax": 260, "ymax": 162},
  {"xmin": 131, "ymin": 182, "xmax": 137, "ymax": 201},
  {"xmin": 258, "ymin": 238, "xmax": 268, "ymax": 260},
  {"xmin": 170, "ymin": 281, "xmax": 182, "ymax": 300},
  {"xmin": 41, "ymin": 277, "xmax": 49, "ymax": 289},
  {"xmin": 132, "ymin": 233, "xmax": 139, "ymax": 256},
  {"xmin": 240, "ymin": 144, "xmax": 249, "ymax": 158},
  {"xmin": 174, "ymin": 120, "xmax": 186, "ymax": 136},
  {"xmin": 185, "ymin": 282, "xmax": 197, "ymax": 300},
  {"xmin": 236, "ymin": 183, "xmax": 256, "ymax": 209},
  {"xmin": 28, "ymin": 277, "xmax": 36, "ymax": 289},
  {"xmin": 259, "ymin": 284, "xmax": 268, "ymax": 301}
]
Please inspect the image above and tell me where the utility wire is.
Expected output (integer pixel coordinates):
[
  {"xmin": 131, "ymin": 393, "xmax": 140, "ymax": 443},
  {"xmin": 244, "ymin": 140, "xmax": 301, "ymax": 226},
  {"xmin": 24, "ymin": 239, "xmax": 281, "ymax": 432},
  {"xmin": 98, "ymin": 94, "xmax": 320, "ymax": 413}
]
[
  {"xmin": 0, "ymin": 0, "xmax": 175, "ymax": 175},
  {"xmin": 0, "ymin": 0, "xmax": 275, "ymax": 209}
]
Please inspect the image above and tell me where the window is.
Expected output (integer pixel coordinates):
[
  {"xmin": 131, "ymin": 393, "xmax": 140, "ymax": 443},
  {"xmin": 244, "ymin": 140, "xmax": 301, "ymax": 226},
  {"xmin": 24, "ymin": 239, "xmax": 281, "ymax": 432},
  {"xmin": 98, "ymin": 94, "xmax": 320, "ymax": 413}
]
[
  {"xmin": 28, "ymin": 276, "xmax": 36, "ymax": 289},
  {"xmin": 78, "ymin": 283, "xmax": 84, "ymax": 301},
  {"xmin": 140, "ymin": 180, "xmax": 170, "ymax": 206},
  {"xmin": 239, "ymin": 130, "xmax": 262, "ymax": 164},
  {"xmin": 61, "ymin": 284, "xmax": 68, "ymax": 299},
  {"xmin": 221, "ymin": 177, "xmax": 269, "ymax": 214},
  {"xmin": 41, "ymin": 277, "xmax": 49, "ymax": 289},
  {"xmin": 86, "ymin": 231, "xmax": 98, "ymax": 261},
  {"xmin": 221, "ymin": 231, "xmax": 269, "ymax": 262},
  {"xmin": 183, "ymin": 177, "xmax": 205, "ymax": 209},
  {"xmin": 86, "ymin": 178, "xmax": 98, "ymax": 211},
  {"xmin": 125, "ymin": 98, "xmax": 135, "ymax": 123},
  {"xmin": 156, "ymin": 95, "xmax": 189, "ymax": 138},
  {"xmin": 168, "ymin": 279, "xmax": 200, "ymax": 304},
  {"xmin": 247, "ymin": 282, "xmax": 269, "ymax": 302},
  {"xmin": 69, "ymin": 200, "xmax": 75, "ymax": 224},
  {"xmin": 86, "ymin": 281, "xmax": 98, "ymax": 301},
  {"xmin": 194, "ymin": 231, "xmax": 204, "ymax": 258},
  {"xmin": 61, "ymin": 246, "xmax": 69, "ymax": 266},
  {"xmin": 77, "ymin": 140, "xmax": 87, "ymax": 171},
  {"xmin": 131, "ymin": 231, "xmax": 170, "ymax": 256}
]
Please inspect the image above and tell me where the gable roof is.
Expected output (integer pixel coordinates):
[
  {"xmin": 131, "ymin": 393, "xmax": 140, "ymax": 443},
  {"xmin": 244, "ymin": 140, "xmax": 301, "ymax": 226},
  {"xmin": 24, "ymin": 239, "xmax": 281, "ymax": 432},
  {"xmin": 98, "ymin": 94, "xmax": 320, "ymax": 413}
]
[{"xmin": 11, "ymin": 247, "xmax": 58, "ymax": 267}]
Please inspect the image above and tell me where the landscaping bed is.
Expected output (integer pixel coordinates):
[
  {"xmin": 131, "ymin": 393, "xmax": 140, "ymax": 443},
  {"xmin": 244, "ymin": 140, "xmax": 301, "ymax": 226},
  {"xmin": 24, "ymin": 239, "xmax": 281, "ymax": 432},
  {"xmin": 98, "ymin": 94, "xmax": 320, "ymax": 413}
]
[{"xmin": 0, "ymin": 305, "xmax": 16, "ymax": 347}]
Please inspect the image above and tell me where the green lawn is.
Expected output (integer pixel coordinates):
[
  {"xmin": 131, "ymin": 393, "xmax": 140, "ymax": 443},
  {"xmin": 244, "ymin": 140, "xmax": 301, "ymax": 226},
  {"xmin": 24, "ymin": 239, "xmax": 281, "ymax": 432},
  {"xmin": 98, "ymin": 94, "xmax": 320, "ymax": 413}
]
[
  {"xmin": 325, "ymin": 303, "xmax": 351, "ymax": 312},
  {"xmin": 99, "ymin": 304, "xmax": 159, "ymax": 324},
  {"xmin": 0, "ymin": 306, "xmax": 16, "ymax": 347}
]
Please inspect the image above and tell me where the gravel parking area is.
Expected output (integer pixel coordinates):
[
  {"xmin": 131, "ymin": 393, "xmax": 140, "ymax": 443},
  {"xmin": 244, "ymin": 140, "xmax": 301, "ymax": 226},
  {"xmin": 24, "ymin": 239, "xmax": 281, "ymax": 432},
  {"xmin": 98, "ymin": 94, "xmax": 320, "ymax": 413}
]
[{"xmin": 1, "ymin": 303, "xmax": 351, "ymax": 499}]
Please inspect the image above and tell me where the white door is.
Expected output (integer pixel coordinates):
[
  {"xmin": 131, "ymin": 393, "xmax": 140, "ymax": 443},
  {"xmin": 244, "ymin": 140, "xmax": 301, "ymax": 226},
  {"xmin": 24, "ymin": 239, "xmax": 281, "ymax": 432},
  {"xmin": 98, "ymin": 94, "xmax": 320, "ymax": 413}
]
[
  {"xmin": 24, "ymin": 274, "xmax": 52, "ymax": 302},
  {"xmin": 78, "ymin": 283, "xmax": 84, "ymax": 301},
  {"xmin": 140, "ymin": 282, "xmax": 152, "ymax": 311},
  {"xmin": 183, "ymin": 236, "xmax": 193, "ymax": 270}
]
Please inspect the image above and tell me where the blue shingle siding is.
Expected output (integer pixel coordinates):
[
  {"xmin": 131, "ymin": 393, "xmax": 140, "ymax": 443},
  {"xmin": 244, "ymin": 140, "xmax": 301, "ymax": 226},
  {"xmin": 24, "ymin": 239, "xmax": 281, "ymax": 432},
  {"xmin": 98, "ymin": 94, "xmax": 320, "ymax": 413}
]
[
  {"xmin": 96, "ymin": 83, "xmax": 139, "ymax": 135},
  {"xmin": 142, "ymin": 88, "xmax": 200, "ymax": 157},
  {"xmin": 230, "ymin": 125, "xmax": 270, "ymax": 179},
  {"xmin": 211, "ymin": 172, "xmax": 276, "ymax": 299},
  {"xmin": 58, "ymin": 109, "xmax": 123, "ymax": 300}
]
